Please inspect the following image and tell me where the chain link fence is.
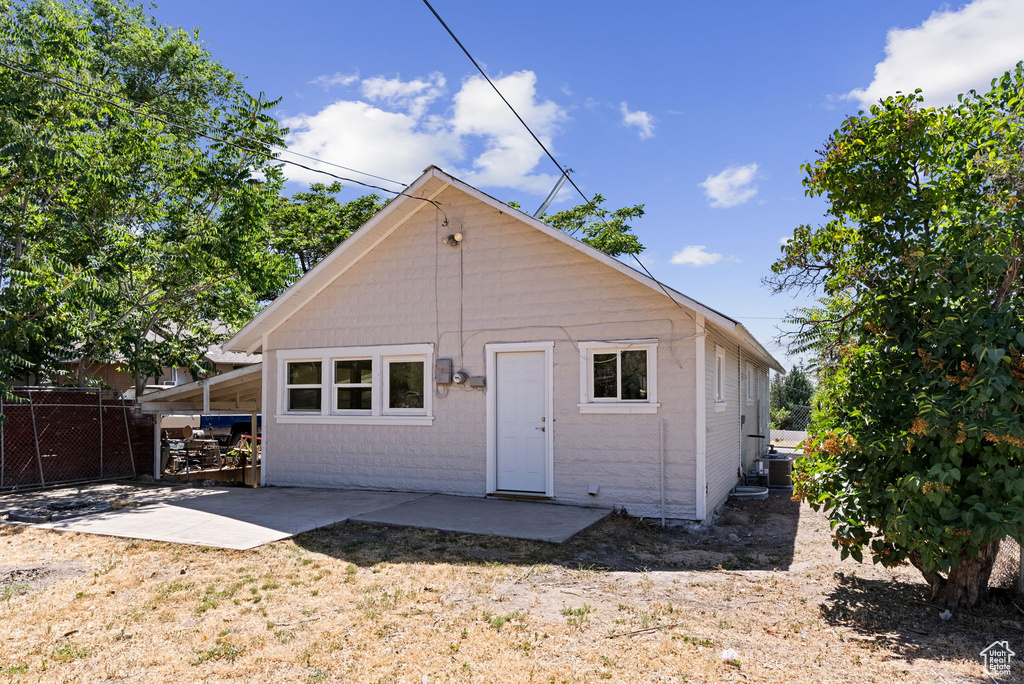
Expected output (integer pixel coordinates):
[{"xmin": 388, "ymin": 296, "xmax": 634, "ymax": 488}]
[
  {"xmin": 770, "ymin": 403, "xmax": 811, "ymax": 452},
  {"xmin": 0, "ymin": 388, "xmax": 153, "ymax": 490},
  {"xmin": 992, "ymin": 537, "xmax": 1021, "ymax": 592}
]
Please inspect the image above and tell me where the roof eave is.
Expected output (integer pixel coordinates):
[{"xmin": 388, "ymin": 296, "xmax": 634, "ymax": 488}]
[{"xmin": 224, "ymin": 168, "xmax": 446, "ymax": 353}]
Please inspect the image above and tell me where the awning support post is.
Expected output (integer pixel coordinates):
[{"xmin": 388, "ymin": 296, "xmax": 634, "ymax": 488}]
[
  {"xmin": 153, "ymin": 413, "xmax": 163, "ymax": 480},
  {"xmin": 250, "ymin": 410, "xmax": 258, "ymax": 487}
]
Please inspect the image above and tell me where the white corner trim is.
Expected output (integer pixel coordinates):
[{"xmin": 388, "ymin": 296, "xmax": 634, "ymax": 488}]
[
  {"xmin": 577, "ymin": 403, "xmax": 660, "ymax": 414},
  {"xmin": 260, "ymin": 334, "xmax": 269, "ymax": 487},
  {"xmin": 275, "ymin": 415, "xmax": 434, "ymax": 426},
  {"xmin": 694, "ymin": 313, "xmax": 707, "ymax": 520}
]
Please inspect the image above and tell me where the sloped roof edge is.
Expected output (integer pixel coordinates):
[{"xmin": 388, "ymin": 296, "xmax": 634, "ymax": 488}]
[{"xmin": 226, "ymin": 166, "xmax": 783, "ymax": 372}]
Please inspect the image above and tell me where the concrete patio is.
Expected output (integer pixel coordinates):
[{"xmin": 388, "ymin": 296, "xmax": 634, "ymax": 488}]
[{"xmin": 0, "ymin": 483, "xmax": 609, "ymax": 549}]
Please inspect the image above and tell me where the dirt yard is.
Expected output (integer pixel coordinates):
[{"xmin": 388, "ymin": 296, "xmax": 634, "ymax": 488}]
[{"xmin": 1, "ymin": 492, "xmax": 1021, "ymax": 683}]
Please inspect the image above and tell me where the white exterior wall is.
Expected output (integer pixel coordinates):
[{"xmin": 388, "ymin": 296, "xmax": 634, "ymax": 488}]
[
  {"xmin": 704, "ymin": 325, "xmax": 742, "ymax": 515},
  {"xmin": 740, "ymin": 355, "xmax": 771, "ymax": 476},
  {"xmin": 264, "ymin": 185, "xmax": 700, "ymax": 518}
]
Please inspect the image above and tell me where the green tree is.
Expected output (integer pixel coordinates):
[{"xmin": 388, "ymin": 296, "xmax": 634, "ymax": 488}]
[
  {"xmin": 769, "ymin": 365, "xmax": 814, "ymax": 430},
  {"xmin": 269, "ymin": 182, "xmax": 383, "ymax": 280},
  {"xmin": 0, "ymin": 0, "xmax": 292, "ymax": 397},
  {"xmin": 509, "ymin": 194, "xmax": 645, "ymax": 257},
  {"xmin": 768, "ymin": 66, "xmax": 1024, "ymax": 607}
]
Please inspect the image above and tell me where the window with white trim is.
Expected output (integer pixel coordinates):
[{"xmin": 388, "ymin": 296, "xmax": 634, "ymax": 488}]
[
  {"xmin": 578, "ymin": 340, "xmax": 658, "ymax": 413},
  {"xmin": 745, "ymin": 362, "xmax": 756, "ymax": 404},
  {"xmin": 714, "ymin": 345, "xmax": 727, "ymax": 412},
  {"xmin": 384, "ymin": 356, "xmax": 426, "ymax": 414},
  {"xmin": 333, "ymin": 358, "xmax": 372, "ymax": 413},
  {"xmin": 278, "ymin": 344, "xmax": 433, "ymax": 425},
  {"xmin": 286, "ymin": 360, "xmax": 322, "ymax": 412}
]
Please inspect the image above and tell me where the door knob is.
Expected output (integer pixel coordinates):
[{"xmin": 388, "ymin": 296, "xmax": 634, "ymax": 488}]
[{"xmin": 536, "ymin": 427, "xmax": 546, "ymax": 432}]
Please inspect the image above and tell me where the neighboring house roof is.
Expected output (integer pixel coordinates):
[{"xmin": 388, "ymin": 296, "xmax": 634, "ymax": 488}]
[
  {"xmin": 226, "ymin": 166, "xmax": 784, "ymax": 372},
  {"xmin": 203, "ymin": 345, "xmax": 261, "ymax": 366},
  {"xmin": 66, "ymin": 324, "xmax": 260, "ymax": 367}
]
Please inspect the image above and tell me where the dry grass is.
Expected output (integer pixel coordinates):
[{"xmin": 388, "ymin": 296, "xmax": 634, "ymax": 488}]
[{"xmin": 1, "ymin": 493, "xmax": 1022, "ymax": 683}]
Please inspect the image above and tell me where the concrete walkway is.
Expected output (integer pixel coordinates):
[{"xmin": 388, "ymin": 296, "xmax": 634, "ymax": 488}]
[
  {"xmin": 1, "ymin": 484, "xmax": 609, "ymax": 549},
  {"xmin": 353, "ymin": 494, "xmax": 609, "ymax": 543}
]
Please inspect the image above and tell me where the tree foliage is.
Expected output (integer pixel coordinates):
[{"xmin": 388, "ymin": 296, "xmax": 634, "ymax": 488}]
[
  {"xmin": 269, "ymin": 182, "xmax": 383, "ymax": 281},
  {"xmin": 768, "ymin": 66, "xmax": 1024, "ymax": 607},
  {"xmin": 769, "ymin": 365, "xmax": 814, "ymax": 430},
  {"xmin": 509, "ymin": 194, "xmax": 646, "ymax": 257},
  {"xmin": 541, "ymin": 193, "xmax": 645, "ymax": 257},
  {"xmin": 0, "ymin": 0, "xmax": 293, "ymax": 396}
]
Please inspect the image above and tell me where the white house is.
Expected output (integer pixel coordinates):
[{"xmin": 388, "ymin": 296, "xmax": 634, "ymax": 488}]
[{"xmin": 160, "ymin": 166, "xmax": 782, "ymax": 520}]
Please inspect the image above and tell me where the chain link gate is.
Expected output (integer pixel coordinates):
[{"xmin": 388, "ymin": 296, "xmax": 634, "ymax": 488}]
[{"xmin": 0, "ymin": 388, "xmax": 153, "ymax": 490}]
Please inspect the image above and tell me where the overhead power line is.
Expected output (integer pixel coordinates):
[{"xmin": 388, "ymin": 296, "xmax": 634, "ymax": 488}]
[
  {"xmin": 420, "ymin": 1, "xmax": 700, "ymax": 326},
  {"xmin": 420, "ymin": 0, "xmax": 589, "ymax": 205},
  {"xmin": 0, "ymin": 58, "xmax": 420, "ymax": 200}
]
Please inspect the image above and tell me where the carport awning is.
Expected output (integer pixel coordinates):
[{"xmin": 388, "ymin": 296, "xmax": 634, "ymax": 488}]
[{"xmin": 139, "ymin": 363, "xmax": 262, "ymax": 414}]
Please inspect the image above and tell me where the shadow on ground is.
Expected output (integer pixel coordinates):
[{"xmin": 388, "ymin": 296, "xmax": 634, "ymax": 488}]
[
  {"xmin": 295, "ymin": 492, "xmax": 801, "ymax": 572},
  {"xmin": 821, "ymin": 571, "xmax": 1023, "ymax": 667}
]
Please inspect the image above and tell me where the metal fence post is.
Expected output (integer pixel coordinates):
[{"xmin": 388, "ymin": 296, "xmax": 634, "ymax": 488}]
[
  {"xmin": 98, "ymin": 389, "xmax": 104, "ymax": 478},
  {"xmin": 121, "ymin": 398, "xmax": 137, "ymax": 478},
  {"xmin": 29, "ymin": 390, "xmax": 45, "ymax": 486}
]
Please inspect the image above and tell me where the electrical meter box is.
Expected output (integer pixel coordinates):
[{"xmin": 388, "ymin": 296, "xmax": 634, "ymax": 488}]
[{"xmin": 435, "ymin": 358, "xmax": 453, "ymax": 384}]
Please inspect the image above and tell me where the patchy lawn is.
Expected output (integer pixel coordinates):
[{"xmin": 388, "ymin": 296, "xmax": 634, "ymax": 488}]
[{"xmin": 1, "ymin": 493, "xmax": 1020, "ymax": 683}]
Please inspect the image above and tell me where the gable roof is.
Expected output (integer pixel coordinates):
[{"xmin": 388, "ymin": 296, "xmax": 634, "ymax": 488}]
[{"xmin": 226, "ymin": 166, "xmax": 783, "ymax": 372}]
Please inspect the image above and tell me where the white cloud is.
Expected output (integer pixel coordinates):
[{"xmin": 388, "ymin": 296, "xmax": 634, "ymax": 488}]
[
  {"xmin": 845, "ymin": 0, "xmax": 1024, "ymax": 108},
  {"xmin": 778, "ymin": 236, "xmax": 791, "ymax": 245},
  {"xmin": 281, "ymin": 101, "xmax": 462, "ymax": 187},
  {"xmin": 619, "ymin": 102, "xmax": 655, "ymax": 139},
  {"xmin": 282, "ymin": 70, "xmax": 567, "ymax": 194},
  {"xmin": 309, "ymin": 71, "xmax": 360, "ymax": 89},
  {"xmin": 671, "ymin": 245, "xmax": 723, "ymax": 267},
  {"xmin": 449, "ymin": 71, "xmax": 567, "ymax": 193},
  {"xmin": 361, "ymin": 73, "xmax": 446, "ymax": 119},
  {"xmin": 699, "ymin": 163, "xmax": 759, "ymax": 208}
]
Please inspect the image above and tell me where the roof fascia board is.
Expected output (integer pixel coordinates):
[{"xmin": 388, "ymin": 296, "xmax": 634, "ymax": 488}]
[
  {"xmin": 735, "ymin": 323, "xmax": 785, "ymax": 373},
  {"xmin": 226, "ymin": 165, "xmax": 786, "ymax": 372},
  {"xmin": 437, "ymin": 174, "xmax": 784, "ymax": 372},
  {"xmin": 249, "ymin": 182, "xmax": 445, "ymax": 353},
  {"xmin": 431, "ymin": 169, "xmax": 739, "ymax": 332},
  {"xmin": 226, "ymin": 170, "xmax": 444, "ymax": 353}
]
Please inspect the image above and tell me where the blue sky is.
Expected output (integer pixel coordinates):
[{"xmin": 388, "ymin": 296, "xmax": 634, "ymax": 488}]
[{"xmin": 151, "ymin": 0, "xmax": 1024, "ymax": 368}]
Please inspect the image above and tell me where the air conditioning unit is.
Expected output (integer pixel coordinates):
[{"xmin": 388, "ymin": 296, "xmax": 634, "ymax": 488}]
[{"xmin": 756, "ymin": 456, "xmax": 793, "ymax": 488}]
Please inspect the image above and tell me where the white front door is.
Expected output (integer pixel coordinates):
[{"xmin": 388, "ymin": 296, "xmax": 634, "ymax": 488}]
[{"xmin": 495, "ymin": 350, "xmax": 548, "ymax": 493}]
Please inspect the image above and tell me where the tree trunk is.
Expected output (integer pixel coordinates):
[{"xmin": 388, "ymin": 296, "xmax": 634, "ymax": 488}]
[
  {"xmin": 75, "ymin": 356, "xmax": 91, "ymax": 386},
  {"xmin": 134, "ymin": 373, "xmax": 147, "ymax": 400},
  {"xmin": 910, "ymin": 540, "xmax": 1002, "ymax": 608}
]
